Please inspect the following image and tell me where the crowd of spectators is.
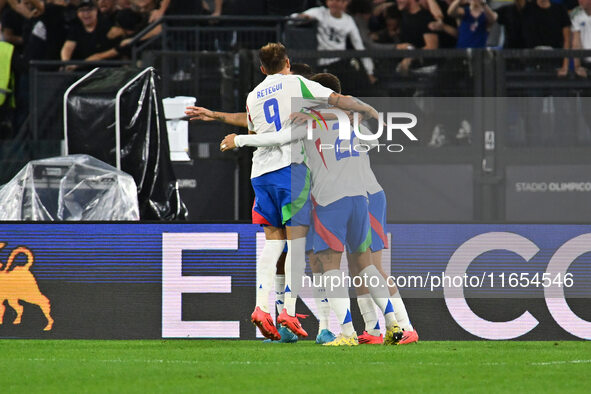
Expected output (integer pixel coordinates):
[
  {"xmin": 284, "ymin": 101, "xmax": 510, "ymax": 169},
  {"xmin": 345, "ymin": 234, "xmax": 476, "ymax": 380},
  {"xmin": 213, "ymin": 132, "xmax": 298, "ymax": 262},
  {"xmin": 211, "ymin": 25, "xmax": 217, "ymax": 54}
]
[
  {"xmin": 2, "ymin": 0, "xmax": 591, "ymax": 137},
  {"xmin": 2, "ymin": 0, "xmax": 589, "ymax": 73}
]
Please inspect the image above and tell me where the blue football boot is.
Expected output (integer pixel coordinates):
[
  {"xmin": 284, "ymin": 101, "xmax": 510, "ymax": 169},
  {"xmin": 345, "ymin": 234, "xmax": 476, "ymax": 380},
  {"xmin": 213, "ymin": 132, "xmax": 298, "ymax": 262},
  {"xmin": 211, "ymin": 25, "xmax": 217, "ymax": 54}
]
[
  {"xmin": 315, "ymin": 329, "xmax": 337, "ymax": 344},
  {"xmin": 263, "ymin": 325, "xmax": 298, "ymax": 344}
]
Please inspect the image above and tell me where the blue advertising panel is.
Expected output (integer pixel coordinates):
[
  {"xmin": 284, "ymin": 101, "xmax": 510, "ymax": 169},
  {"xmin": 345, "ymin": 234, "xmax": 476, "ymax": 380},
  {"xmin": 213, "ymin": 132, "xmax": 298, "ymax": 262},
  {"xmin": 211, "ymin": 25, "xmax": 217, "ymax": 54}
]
[{"xmin": 0, "ymin": 224, "xmax": 589, "ymax": 340}]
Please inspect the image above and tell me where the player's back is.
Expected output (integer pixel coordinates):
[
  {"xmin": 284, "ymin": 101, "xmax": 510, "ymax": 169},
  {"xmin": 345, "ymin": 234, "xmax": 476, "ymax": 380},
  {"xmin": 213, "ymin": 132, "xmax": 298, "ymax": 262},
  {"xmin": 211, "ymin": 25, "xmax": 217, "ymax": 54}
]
[
  {"xmin": 246, "ymin": 74, "xmax": 332, "ymax": 179},
  {"xmin": 303, "ymin": 118, "xmax": 368, "ymax": 206},
  {"xmin": 360, "ymin": 150, "xmax": 383, "ymax": 195}
]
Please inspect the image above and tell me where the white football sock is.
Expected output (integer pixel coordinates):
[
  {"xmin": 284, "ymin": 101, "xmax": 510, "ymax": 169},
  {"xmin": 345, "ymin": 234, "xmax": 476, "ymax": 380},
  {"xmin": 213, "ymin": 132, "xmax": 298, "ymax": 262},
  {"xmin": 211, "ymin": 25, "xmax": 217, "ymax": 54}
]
[
  {"xmin": 359, "ymin": 265, "xmax": 398, "ymax": 328},
  {"xmin": 390, "ymin": 291, "xmax": 413, "ymax": 331},
  {"xmin": 275, "ymin": 274, "xmax": 285, "ymax": 315},
  {"xmin": 312, "ymin": 273, "xmax": 331, "ymax": 331},
  {"xmin": 323, "ymin": 269, "xmax": 354, "ymax": 337},
  {"xmin": 357, "ymin": 293, "xmax": 380, "ymax": 336},
  {"xmin": 284, "ymin": 237, "xmax": 306, "ymax": 316},
  {"xmin": 256, "ymin": 239, "xmax": 286, "ymax": 313}
]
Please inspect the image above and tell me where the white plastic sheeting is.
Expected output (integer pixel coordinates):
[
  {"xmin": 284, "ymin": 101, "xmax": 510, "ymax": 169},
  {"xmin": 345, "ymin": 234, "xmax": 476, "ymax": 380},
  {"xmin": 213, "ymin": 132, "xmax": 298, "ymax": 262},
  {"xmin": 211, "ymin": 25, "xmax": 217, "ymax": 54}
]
[{"xmin": 0, "ymin": 155, "xmax": 139, "ymax": 220}]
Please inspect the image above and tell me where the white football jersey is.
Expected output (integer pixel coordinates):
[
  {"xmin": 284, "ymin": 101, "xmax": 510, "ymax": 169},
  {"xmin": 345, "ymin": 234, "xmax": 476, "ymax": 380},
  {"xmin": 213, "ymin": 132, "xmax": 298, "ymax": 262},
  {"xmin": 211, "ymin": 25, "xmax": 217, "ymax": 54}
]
[
  {"xmin": 303, "ymin": 119, "xmax": 369, "ymax": 206},
  {"xmin": 246, "ymin": 74, "xmax": 333, "ymax": 179},
  {"xmin": 360, "ymin": 151, "xmax": 383, "ymax": 195}
]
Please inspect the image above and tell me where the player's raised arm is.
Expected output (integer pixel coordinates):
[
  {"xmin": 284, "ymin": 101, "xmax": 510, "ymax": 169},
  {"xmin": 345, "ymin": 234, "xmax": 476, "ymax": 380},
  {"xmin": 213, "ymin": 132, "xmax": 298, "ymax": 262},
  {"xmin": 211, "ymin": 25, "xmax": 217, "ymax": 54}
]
[
  {"xmin": 328, "ymin": 93, "xmax": 379, "ymax": 121},
  {"xmin": 185, "ymin": 106, "xmax": 248, "ymax": 128}
]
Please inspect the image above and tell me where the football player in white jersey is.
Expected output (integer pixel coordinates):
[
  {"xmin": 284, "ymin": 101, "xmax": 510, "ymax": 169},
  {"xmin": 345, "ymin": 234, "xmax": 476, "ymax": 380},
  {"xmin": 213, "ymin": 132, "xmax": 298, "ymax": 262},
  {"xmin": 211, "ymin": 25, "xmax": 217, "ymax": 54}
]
[
  {"xmin": 235, "ymin": 43, "xmax": 337, "ymax": 341},
  {"xmin": 349, "ymin": 128, "xmax": 418, "ymax": 345},
  {"xmin": 306, "ymin": 75, "xmax": 418, "ymax": 345},
  {"xmin": 185, "ymin": 62, "xmax": 329, "ymax": 344}
]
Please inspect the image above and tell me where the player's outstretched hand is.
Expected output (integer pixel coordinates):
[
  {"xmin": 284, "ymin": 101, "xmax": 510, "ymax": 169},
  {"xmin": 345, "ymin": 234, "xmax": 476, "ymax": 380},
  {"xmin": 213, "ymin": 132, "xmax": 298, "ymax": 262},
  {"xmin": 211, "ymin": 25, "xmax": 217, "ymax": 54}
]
[
  {"xmin": 220, "ymin": 134, "xmax": 238, "ymax": 151},
  {"xmin": 185, "ymin": 106, "xmax": 215, "ymax": 122}
]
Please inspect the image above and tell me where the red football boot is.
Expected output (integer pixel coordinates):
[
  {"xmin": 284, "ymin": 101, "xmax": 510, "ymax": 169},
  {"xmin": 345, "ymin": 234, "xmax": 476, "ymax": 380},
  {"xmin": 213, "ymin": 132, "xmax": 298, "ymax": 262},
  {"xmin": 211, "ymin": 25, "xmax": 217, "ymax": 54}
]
[
  {"xmin": 398, "ymin": 329, "xmax": 419, "ymax": 345},
  {"xmin": 277, "ymin": 308, "xmax": 308, "ymax": 338},
  {"xmin": 358, "ymin": 331, "xmax": 384, "ymax": 344},
  {"xmin": 251, "ymin": 307, "xmax": 280, "ymax": 340}
]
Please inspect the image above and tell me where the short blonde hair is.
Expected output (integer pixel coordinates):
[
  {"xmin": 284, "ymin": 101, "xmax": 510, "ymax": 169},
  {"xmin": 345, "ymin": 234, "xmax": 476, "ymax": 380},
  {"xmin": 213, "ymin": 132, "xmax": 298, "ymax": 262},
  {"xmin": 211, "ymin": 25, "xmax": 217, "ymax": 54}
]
[{"xmin": 259, "ymin": 42, "xmax": 288, "ymax": 74}]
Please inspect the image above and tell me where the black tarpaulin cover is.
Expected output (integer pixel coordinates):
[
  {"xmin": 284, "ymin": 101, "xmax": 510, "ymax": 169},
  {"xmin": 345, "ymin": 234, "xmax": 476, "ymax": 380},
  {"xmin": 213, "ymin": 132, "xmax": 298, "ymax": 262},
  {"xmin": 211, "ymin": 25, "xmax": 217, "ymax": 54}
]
[{"xmin": 64, "ymin": 67, "xmax": 187, "ymax": 220}]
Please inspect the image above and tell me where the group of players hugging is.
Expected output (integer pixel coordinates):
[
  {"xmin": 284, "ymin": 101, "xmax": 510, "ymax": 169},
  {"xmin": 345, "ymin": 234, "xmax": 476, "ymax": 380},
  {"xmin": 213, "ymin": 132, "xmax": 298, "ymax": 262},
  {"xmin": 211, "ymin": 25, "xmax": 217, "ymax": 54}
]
[{"xmin": 185, "ymin": 42, "xmax": 418, "ymax": 346}]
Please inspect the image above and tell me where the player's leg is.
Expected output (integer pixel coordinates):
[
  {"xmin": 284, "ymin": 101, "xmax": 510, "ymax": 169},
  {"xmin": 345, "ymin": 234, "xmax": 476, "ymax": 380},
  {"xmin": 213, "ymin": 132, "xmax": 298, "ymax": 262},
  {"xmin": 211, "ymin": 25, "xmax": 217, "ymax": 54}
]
[
  {"xmin": 368, "ymin": 190, "xmax": 417, "ymax": 344},
  {"xmin": 252, "ymin": 225, "xmax": 286, "ymax": 340},
  {"xmin": 263, "ymin": 252, "xmax": 298, "ymax": 343},
  {"xmin": 349, "ymin": 250, "xmax": 402, "ymax": 345},
  {"xmin": 277, "ymin": 163, "xmax": 311, "ymax": 337},
  {"xmin": 348, "ymin": 257, "xmax": 383, "ymax": 344},
  {"xmin": 277, "ymin": 225, "xmax": 309, "ymax": 337},
  {"xmin": 250, "ymin": 171, "xmax": 289, "ymax": 340},
  {"xmin": 347, "ymin": 196, "xmax": 402, "ymax": 345},
  {"xmin": 309, "ymin": 248, "xmax": 336, "ymax": 344},
  {"xmin": 317, "ymin": 248, "xmax": 357, "ymax": 346},
  {"xmin": 372, "ymin": 251, "xmax": 418, "ymax": 344},
  {"xmin": 312, "ymin": 199, "xmax": 358, "ymax": 346},
  {"xmin": 275, "ymin": 252, "xmax": 286, "ymax": 316}
]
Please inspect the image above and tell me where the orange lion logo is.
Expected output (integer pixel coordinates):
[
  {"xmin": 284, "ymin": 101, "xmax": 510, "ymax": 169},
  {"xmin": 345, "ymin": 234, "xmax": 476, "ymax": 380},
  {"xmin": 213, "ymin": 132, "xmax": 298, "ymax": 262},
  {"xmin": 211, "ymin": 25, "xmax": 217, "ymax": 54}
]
[{"xmin": 0, "ymin": 242, "xmax": 54, "ymax": 331}]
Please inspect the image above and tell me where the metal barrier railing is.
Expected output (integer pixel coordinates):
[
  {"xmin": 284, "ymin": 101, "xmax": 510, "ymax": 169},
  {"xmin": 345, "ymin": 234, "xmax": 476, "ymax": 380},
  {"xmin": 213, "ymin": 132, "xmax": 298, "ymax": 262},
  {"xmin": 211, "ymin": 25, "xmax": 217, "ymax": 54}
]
[{"xmin": 128, "ymin": 15, "xmax": 317, "ymax": 60}]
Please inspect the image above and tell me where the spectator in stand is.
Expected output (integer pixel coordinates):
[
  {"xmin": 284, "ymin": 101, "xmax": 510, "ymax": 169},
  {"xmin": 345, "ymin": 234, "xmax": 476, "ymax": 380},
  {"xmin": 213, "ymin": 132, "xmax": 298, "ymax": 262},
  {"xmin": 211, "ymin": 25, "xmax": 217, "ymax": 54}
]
[
  {"xmin": 519, "ymin": 0, "xmax": 571, "ymax": 76},
  {"xmin": 2, "ymin": 0, "xmax": 43, "ymax": 19},
  {"xmin": 106, "ymin": 0, "xmax": 161, "ymax": 46},
  {"xmin": 496, "ymin": 0, "xmax": 525, "ymax": 49},
  {"xmin": 296, "ymin": 0, "xmax": 377, "ymax": 92},
  {"xmin": 60, "ymin": 0, "xmax": 116, "ymax": 69},
  {"xmin": 371, "ymin": 4, "xmax": 401, "ymax": 44},
  {"xmin": 368, "ymin": 0, "xmax": 393, "ymax": 32},
  {"xmin": 98, "ymin": 0, "xmax": 117, "ymax": 24},
  {"xmin": 115, "ymin": 6, "xmax": 143, "ymax": 35},
  {"xmin": 396, "ymin": 0, "xmax": 438, "ymax": 75},
  {"xmin": 425, "ymin": 0, "xmax": 457, "ymax": 48},
  {"xmin": 1, "ymin": 0, "xmax": 34, "ymax": 52},
  {"xmin": 131, "ymin": 0, "xmax": 156, "ymax": 16},
  {"xmin": 448, "ymin": 0, "xmax": 497, "ymax": 48},
  {"xmin": 22, "ymin": 0, "xmax": 74, "ymax": 65},
  {"xmin": 347, "ymin": 0, "xmax": 392, "ymax": 50},
  {"xmin": 571, "ymin": 0, "xmax": 591, "ymax": 77},
  {"xmin": 397, "ymin": 0, "xmax": 438, "ymax": 49}
]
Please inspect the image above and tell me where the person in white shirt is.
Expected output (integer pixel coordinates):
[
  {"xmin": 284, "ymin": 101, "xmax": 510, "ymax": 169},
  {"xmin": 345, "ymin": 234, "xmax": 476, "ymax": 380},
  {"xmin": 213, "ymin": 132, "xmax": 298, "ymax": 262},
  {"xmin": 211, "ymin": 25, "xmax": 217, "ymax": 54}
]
[
  {"xmin": 239, "ymin": 43, "xmax": 334, "ymax": 342},
  {"xmin": 185, "ymin": 61, "xmax": 324, "ymax": 344},
  {"xmin": 295, "ymin": 0, "xmax": 377, "ymax": 86},
  {"xmin": 572, "ymin": 0, "xmax": 591, "ymax": 77}
]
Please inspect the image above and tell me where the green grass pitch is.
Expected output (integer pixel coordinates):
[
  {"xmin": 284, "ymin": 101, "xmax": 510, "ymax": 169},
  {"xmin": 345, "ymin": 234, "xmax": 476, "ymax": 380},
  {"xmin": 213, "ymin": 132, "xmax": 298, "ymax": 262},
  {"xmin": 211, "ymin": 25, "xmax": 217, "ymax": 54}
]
[{"xmin": 1, "ymin": 340, "xmax": 590, "ymax": 393}]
